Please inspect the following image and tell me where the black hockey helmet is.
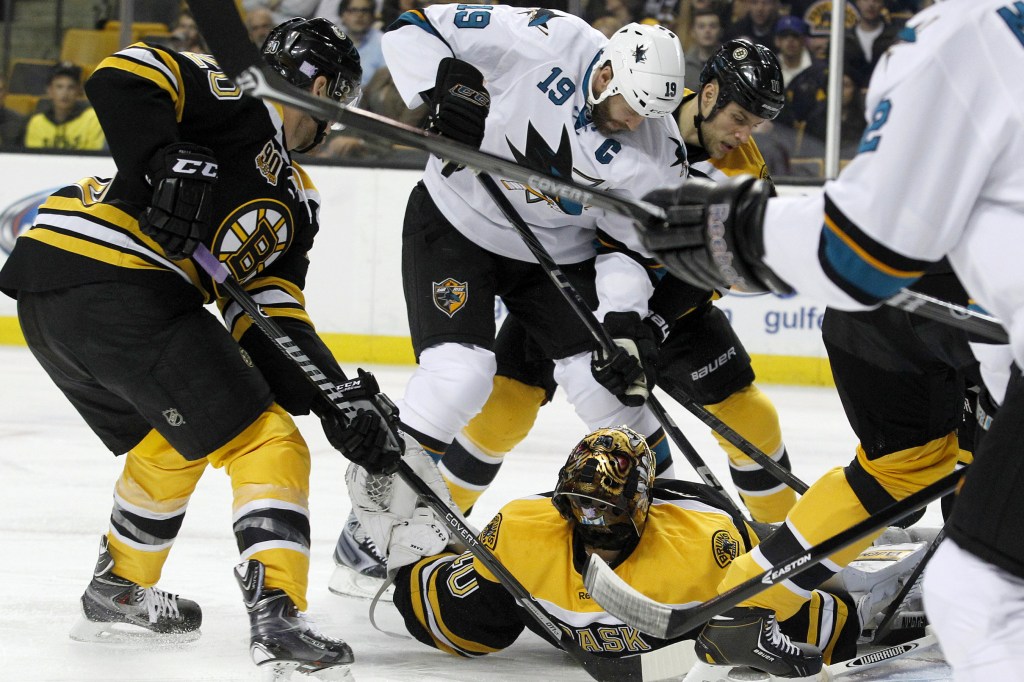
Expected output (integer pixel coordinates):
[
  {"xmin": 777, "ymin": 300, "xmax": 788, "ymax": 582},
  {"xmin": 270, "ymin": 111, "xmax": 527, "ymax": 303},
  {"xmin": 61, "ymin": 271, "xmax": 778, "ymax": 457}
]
[
  {"xmin": 553, "ymin": 426, "xmax": 656, "ymax": 550},
  {"xmin": 262, "ymin": 17, "xmax": 362, "ymax": 106},
  {"xmin": 699, "ymin": 38, "xmax": 784, "ymax": 121}
]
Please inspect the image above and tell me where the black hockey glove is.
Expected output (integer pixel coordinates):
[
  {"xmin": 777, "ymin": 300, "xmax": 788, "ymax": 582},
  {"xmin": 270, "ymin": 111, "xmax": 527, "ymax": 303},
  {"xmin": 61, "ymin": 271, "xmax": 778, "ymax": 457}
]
[
  {"xmin": 428, "ymin": 57, "xmax": 490, "ymax": 147},
  {"xmin": 591, "ymin": 311, "xmax": 660, "ymax": 407},
  {"xmin": 140, "ymin": 142, "xmax": 218, "ymax": 260},
  {"xmin": 641, "ymin": 176, "xmax": 794, "ymax": 295},
  {"xmin": 428, "ymin": 57, "xmax": 490, "ymax": 176},
  {"xmin": 320, "ymin": 369, "xmax": 403, "ymax": 475}
]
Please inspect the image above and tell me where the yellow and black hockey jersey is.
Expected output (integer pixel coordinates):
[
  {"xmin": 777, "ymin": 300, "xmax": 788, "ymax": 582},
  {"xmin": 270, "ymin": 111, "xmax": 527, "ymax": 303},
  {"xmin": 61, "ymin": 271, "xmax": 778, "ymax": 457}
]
[
  {"xmin": 393, "ymin": 480, "xmax": 860, "ymax": 663},
  {"xmin": 0, "ymin": 42, "xmax": 339, "ymax": 413}
]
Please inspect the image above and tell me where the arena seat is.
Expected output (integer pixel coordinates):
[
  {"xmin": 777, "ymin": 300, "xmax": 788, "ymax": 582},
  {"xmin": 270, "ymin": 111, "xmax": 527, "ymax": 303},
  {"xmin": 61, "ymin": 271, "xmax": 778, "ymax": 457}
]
[
  {"xmin": 7, "ymin": 59, "xmax": 57, "ymax": 96},
  {"xmin": 60, "ymin": 29, "xmax": 123, "ymax": 70}
]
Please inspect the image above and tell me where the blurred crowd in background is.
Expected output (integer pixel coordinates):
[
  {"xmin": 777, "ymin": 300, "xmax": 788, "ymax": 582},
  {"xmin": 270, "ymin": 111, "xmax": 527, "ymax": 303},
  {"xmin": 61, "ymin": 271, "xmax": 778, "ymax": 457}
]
[{"xmin": 0, "ymin": 0, "xmax": 933, "ymax": 178}]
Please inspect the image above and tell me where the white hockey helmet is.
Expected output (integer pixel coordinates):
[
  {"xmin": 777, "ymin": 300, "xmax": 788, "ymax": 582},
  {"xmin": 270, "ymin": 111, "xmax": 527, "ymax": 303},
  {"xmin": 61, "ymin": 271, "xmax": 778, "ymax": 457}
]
[{"xmin": 588, "ymin": 23, "xmax": 685, "ymax": 119}]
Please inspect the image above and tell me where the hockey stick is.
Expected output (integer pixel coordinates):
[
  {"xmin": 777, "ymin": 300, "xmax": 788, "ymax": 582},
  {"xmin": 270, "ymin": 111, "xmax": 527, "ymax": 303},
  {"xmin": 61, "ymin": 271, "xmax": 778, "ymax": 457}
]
[
  {"xmin": 870, "ymin": 525, "xmax": 945, "ymax": 644},
  {"xmin": 474, "ymin": 172, "xmax": 743, "ymax": 511},
  {"xmin": 887, "ymin": 290, "xmax": 1008, "ymax": 343},
  {"xmin": 191, "ymin": 244, "xmax": 659, "ymax": 681},
  {"xmin": 186, "ymin": 0, "xmax": 1008, "ymax": 347},
  {"xmin": 476, "ymin": 171, "xmax": 807, "ymax": 502},
  {"xmin": 658, "ymin": 376, "xmax": 809, "ymax": 494},
  {"xmin": 583, "ymin": 468, "xmax": 963, "ymax": 640}
]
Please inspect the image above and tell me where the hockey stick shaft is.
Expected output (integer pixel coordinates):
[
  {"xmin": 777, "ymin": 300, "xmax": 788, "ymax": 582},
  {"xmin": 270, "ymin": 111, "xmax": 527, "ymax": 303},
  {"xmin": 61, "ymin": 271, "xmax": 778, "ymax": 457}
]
[
  {"xmin": 658, "ymin": 376, "xmax": 809, "ymax": 494},
  {"xmin": 478, "ymin": 171, "xmax": 806, "ymax": 499},
  {"xmin": 584, "ymin": 468, "xmax": 963, "ymax": 639},
  {"xmin": 191, "ymin": 244, "xmax": 645, "ymax": 682},
  {"xmin": 474, "ymin": 172, "xmax": 741, "ymax": 510},
  {"xmin": 887, "ymin": 289, "xmax": 1008, "ymax": 343}
]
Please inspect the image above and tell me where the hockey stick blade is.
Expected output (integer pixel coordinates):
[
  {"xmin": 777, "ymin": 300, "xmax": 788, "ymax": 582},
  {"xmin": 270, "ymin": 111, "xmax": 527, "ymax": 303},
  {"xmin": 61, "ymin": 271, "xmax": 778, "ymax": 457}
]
[
  {"xmin": 584, "ymin": 469, "xmax": 963, "ymax": 639},
  {"xmin": 185, "ymin": 0, "xmax": 663, "ymax": 228},
  {"xmin": 831, "ymin": 630, "xmax": 938, "ymax": 678}
]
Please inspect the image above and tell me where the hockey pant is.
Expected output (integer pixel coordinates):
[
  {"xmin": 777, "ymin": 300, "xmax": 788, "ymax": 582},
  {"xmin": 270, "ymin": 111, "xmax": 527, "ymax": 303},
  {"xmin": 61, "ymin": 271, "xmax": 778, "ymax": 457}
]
[{"xmin": 106, "ymin": 404, "xmax": 314, "ymax": 609}]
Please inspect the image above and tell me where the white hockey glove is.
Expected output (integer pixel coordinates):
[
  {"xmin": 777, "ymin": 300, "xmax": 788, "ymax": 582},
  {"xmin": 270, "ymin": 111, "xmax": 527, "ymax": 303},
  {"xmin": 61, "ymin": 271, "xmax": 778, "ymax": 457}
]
[{"xmin": 345, "ymin": 433, "xmax": 453, "ymax": 575}]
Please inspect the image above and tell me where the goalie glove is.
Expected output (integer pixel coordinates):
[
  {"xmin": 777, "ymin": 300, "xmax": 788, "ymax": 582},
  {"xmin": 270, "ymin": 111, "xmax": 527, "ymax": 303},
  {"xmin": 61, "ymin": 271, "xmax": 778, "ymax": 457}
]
[
  {"xmin": 346, "ymin": 434, "xmax": 454, "ymax": 575},
  {"xmin": 140, "ymin": 142, "xmax": 218, "ymax": 260},
  {"xmin": 320, "ymin": 369, "xmax": 403, "ymax": 475},
  {"xmin": 641, "ymin": 176, "xmax": 794, "ymax": 295}
]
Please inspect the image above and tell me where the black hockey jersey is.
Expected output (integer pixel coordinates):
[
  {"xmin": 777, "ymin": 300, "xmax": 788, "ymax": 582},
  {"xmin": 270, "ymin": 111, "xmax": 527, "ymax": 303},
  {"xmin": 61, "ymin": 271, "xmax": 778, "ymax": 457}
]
[{"xmin": 0, "ymin": 42, "xmax": 341, "ymax": 413}]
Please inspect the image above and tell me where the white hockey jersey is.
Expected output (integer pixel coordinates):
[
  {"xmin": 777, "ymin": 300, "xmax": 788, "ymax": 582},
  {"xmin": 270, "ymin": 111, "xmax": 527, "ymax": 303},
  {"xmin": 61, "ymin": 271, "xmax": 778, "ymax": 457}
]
[
  {"xmin": 760, "ymin": 0, "xmax": 1024, "ymax": 365},
  {"xmin": 382, "ymin": 6, "xmax": 688, "ymax": 265}
]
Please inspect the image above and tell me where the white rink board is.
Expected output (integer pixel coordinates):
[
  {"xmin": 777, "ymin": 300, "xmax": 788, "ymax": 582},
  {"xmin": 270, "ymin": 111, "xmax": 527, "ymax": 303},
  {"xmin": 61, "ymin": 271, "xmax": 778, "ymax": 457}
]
[{"xmin": 0, "ymin": 153, "xmax": 828, "ymax": 359}]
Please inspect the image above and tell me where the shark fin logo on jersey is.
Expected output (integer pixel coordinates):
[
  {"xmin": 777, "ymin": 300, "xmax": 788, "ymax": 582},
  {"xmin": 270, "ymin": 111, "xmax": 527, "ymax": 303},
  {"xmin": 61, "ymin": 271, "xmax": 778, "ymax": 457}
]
[
  {"xmin": 433, "ymin": 278, "xmax": 468, "ymax": 317},
  {"xmin": 507, "ymin": 124, "xmax": 584, "ymax": 215},
  {"xmin": 669, "ymin": 137, "xmax": 688, "ymax": 176},
  {"xmin": 712, "ymin": 529, "xmax": 741, "ymax": 568},
  {"xmin": 256, "ymin": 140, "xmax": 285, "ymax": 186},
  {"xmin": 521, "ymin": 8, "xmax": 560, "ymax": 34},
  {"xmin": 633, "ymin": 44, "xmax": 648, "ymax": 63},
  {"xmin": 215, "ymin": 199, "xmax": 293, "ymax": 282}
]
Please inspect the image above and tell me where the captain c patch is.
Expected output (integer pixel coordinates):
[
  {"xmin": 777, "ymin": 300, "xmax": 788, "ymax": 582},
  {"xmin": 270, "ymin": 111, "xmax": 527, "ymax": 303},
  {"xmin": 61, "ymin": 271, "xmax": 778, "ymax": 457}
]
[
  {"xmin": 433, "ymin": 278, "xmax": 468, "ymax": 317},
  {"xmin": 712, "ymin": 529, "xmax": 741, "ymax": 568}
]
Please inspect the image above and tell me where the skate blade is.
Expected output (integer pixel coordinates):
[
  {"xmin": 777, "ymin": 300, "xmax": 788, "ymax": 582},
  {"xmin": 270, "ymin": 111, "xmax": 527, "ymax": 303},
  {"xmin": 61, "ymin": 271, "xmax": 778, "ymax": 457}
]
[
  {"xmin": 328, "ymin": 563, "xmax": 394, "ymax": 602},
  {"xmin": 682, "ymin": 663, "xmax": 830, "ymax": 682},
  {"xmin": 69, "ymin": 615, "xmax": 201, "ymax": 645},
  {"xmin": 259, "ymin": 661, "xmax": 354, "ymax": 682}
]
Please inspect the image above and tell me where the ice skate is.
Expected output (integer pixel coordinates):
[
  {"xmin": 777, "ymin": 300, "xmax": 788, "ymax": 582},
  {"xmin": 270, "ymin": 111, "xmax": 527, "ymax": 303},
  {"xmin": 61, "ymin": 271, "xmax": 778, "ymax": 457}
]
[
  {"xmin": 69, "ymin": 535, "xmax": 202, "ymax": 643},
  {"xmin": 328, "ymin": 510, "xmax": 394, "ymax": 602},
  {"xmin": 695, "ymin": 606, "xmax": 824, "ymax": 679},
  {"xmin": 236, "ymin": 559, "xmax": 354, "ymax": 681}
]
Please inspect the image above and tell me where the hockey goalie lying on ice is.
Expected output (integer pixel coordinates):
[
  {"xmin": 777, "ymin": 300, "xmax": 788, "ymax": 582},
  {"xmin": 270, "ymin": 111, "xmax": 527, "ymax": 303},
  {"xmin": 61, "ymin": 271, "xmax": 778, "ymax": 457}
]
[{"xmin": 345, "ymin": 426, "xmax": 934, "ymax": 679}]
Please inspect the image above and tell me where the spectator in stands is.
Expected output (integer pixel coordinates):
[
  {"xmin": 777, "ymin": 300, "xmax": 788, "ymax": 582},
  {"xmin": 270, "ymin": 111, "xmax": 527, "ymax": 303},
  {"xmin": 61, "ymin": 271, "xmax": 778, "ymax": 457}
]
[
  {"xmin": 24, "ymin": 63, "xmax": 105, "ymax": 151},
  {"xmin": 338, "ymin": 0, "xmax": 386, "ymax": 86},
  {"xmin": 170, "ymin": 9, "xmax": 207, "ymax": 53},
  {"xmin": 0, "ymin": 75, "xmax": 27, "ymax": 150},
  {"xmin": 602, "ymin": 0, "xmax": 644, "ymax": 28},
  {"xmin": 790, "ymin": 0, "xmax": 858, "ymax": 61},
  {"xmin": 683, "ymin": 8, "xmax": 723, "ymax": 92},
  {"xmin": 724, "ymin": 0, "xmax": 780, "ymax": 50},
  {"xmin": 246, "ymin": 7, "xmax": 276, "ymax": 47},
  {"xmin": 803, "ymin": 70, "xmax": 866, "ymax": 159},
  {"xmin": 843, "ymin": 0, "xmax": 901, "ymax": 88},
  {"xmin": 242, "ymin": 0, "xmax": 321, "ymax": 26},
  {"xmin": 773, "ymin": 15, "xmax": 812, "ymax": 88},
  {"xmin": 591, "ymin": 15, "xmax": 626, "ymax": 38}
]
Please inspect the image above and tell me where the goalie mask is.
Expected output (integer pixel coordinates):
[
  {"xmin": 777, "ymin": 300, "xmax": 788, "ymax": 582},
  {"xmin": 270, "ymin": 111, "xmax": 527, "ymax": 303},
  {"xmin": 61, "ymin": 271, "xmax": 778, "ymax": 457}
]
[
  {"xmin": 587, "ymin": 23, "xmax": 685, "ymax": 119},
  {"xmin": 553, "ymin": 427, "xmax": 656, "ymax": 550},
  {"xmin": 262, "ymin": 17, "xmax": 362, "ymax": 151}
]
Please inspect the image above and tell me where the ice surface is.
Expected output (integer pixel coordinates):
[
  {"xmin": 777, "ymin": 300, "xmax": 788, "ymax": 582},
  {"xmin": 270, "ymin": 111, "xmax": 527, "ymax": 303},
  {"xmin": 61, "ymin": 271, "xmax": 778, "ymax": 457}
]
[{"xmin": 0, "ymin": 346, "xmax": 951, "ymax": 680}]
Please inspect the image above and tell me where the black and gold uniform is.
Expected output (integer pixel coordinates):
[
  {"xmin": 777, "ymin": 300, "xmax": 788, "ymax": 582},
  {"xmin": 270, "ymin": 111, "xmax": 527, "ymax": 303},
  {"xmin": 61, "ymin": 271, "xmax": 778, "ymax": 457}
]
[
  {"xmin": 0, "ymin": 41, "xmax": 343, "ymax": 611},
  {"xmin": 393, "ymin": 479, "xmax": 860, "ymax": 663}
]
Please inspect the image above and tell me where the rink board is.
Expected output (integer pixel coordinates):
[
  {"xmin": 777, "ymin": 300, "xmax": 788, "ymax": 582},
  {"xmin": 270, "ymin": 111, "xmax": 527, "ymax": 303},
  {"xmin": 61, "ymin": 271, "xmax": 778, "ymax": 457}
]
[{"xmin": 0, "ymin": 152, "xmax": 832, "ymax": 385}]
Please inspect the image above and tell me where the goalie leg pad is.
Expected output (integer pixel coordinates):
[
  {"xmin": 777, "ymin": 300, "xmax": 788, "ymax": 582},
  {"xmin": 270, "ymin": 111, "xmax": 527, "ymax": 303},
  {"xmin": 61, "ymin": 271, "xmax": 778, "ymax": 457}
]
[{"xmin": 346, "ymin": 434, "xmax": 454, "ymax": 574}]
